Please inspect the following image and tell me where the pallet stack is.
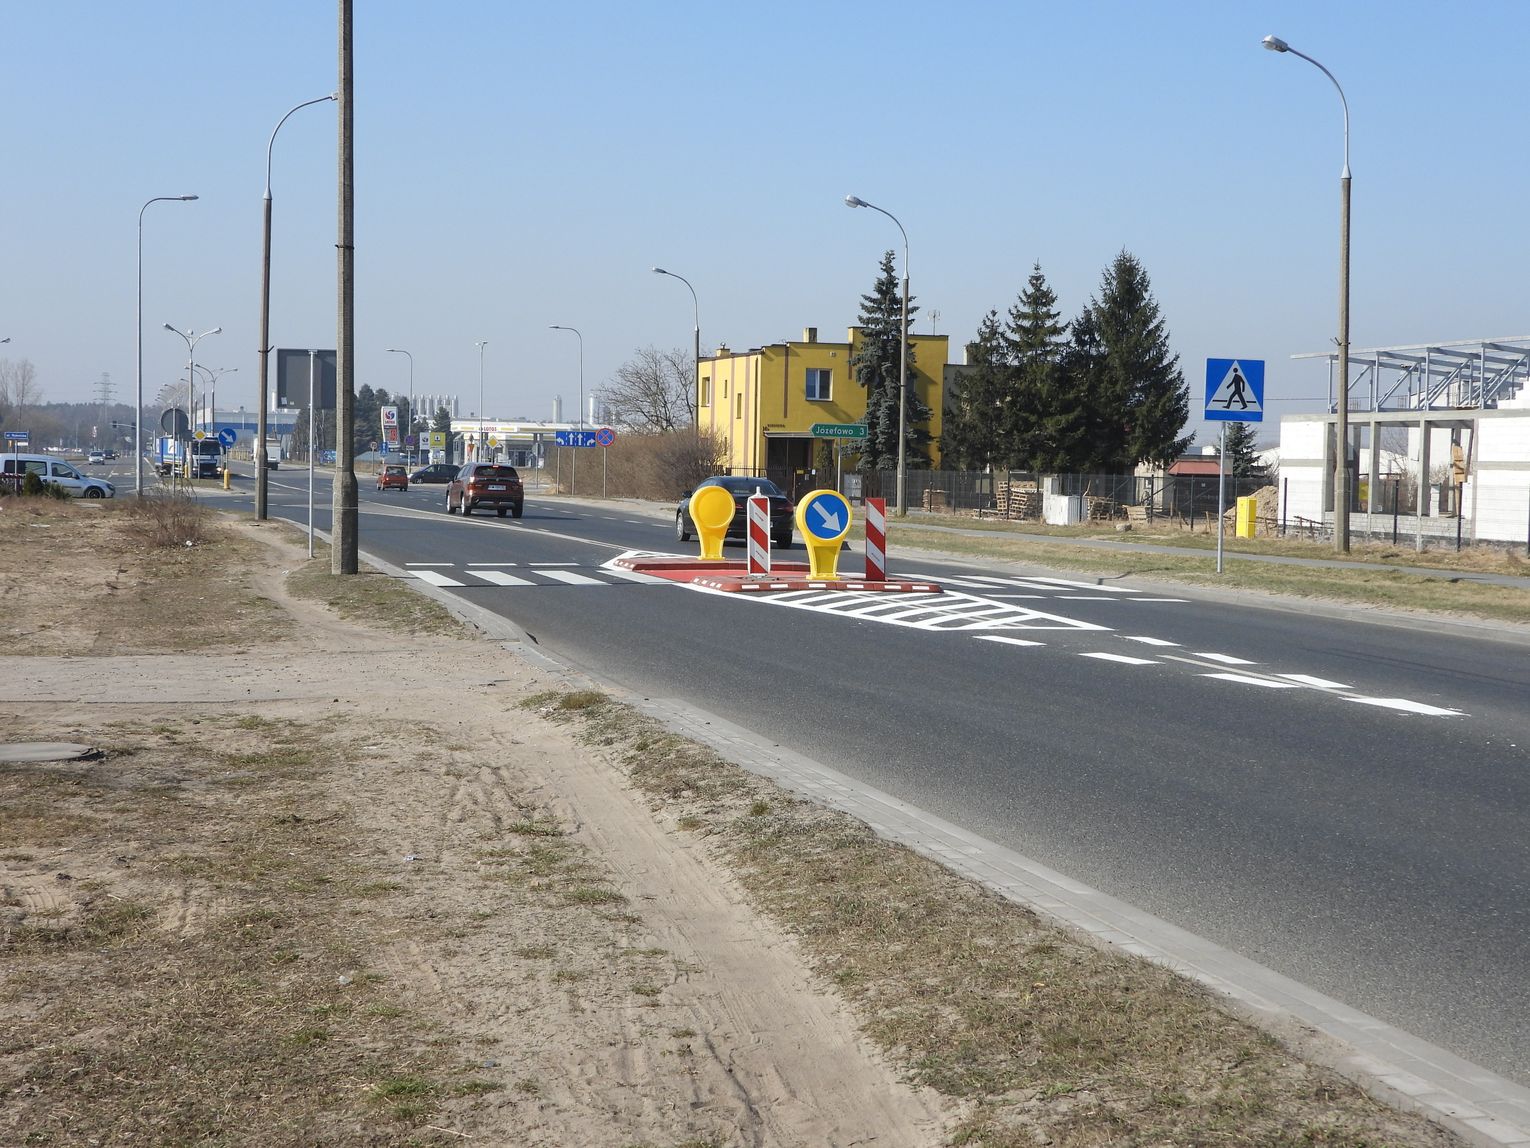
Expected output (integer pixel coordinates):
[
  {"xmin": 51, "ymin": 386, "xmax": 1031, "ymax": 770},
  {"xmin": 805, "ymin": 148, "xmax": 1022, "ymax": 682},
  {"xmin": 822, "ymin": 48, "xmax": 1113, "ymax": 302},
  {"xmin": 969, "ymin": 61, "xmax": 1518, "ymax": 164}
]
[{"xmin": 993, "ymin": 481, "xmax": 1042, "ymax": 520}]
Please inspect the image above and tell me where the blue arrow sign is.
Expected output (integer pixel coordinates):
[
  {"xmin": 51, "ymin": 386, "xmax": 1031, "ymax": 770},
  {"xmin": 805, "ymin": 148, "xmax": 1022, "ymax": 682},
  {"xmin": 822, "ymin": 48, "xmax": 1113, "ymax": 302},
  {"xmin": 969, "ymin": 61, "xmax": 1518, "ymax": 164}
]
[
  {"xmin": 800, "ymin": 490, "xmax": 852, "ymax": 542},
  {"xmin": 1205, "ymin": 358, "xmax": 1265, "ymax": 423},
  {"xmin": 216, "ymin": 426, "xmax": 237, "ymax": 448},
  {"xmin": 554, "ymin": 430, "xmax": 600, "ymax": 447}
]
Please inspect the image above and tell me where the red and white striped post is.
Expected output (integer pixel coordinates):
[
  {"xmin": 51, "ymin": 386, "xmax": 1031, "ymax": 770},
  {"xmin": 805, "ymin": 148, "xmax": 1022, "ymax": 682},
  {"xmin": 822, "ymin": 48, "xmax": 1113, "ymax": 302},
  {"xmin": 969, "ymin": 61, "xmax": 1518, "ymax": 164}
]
[
  {"xmin": 864, "ymin": 497, "xmax": 886, "ymax": 582},
  {"xmin": 746, "ymin": 493, "xmax": 771, "ymax": 576}
]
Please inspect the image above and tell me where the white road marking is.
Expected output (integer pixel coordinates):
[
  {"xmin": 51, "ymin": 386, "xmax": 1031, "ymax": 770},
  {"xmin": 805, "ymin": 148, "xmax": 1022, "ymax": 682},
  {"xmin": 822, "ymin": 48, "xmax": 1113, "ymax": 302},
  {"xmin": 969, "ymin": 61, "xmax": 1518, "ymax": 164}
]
[
  {"xmin": 466, "ymin": 562, "xmax": 519, "ymax": 567},
  {"xmin": 1125, "ymin": 636, "xmax": 1179, "ymax": 647},
  {"xmin": 536, "ymin": 569, "xmax": 606, "ymax": 586},
  {"xmin": 744, "ymin": 589, "xmax": 1110, "ymax": 632},
  {"xmin": 1345, "ymin": 697, "xmax": 1467, "ymax": 718},
  {"xmin": 1079, "ymin": 652, "xmax": 1158, "ymax": 665},
  {"xmin": 411, "ymin": 570, "xmax": 464, "ymax": 587},
  {"xmin": 1016, "ymin": 576, "xmax": 1140, "ymax": 593},
  {"xmin": 470, "ymin": 570, "xmax": 534, "ymax": 587},
  {"xmin": 1134, "ymin": 598, "xmax": 1189, "ymax": 603},
  {"xmin": 1192, "ymin": 652, "xmax": 1258, "ymax": 665},
  {"xmin": 1201, "ymin": 672, "xmax": 1299, "ymax": 688},
  {"xmin": 1279, "ymin": 673, "xmax": 1353, "ymax": 690},
  {"xmin": 529, "ymin": 562, "xmax": 578, "ymax": 567},
  {"xmin": 599, "ymin": 567, "xmax": 670, "ymax": 584},
  {"xmin": 977, "ymin": 635, "xmax": 1046, "ymax": 648},
  {"xmin": 406, "ymin": 562, "xmax": 453, "ymax": 567},
  {"xmin": 1057, "ymin": 595, "xmax": 1123, "ymax": 601}
]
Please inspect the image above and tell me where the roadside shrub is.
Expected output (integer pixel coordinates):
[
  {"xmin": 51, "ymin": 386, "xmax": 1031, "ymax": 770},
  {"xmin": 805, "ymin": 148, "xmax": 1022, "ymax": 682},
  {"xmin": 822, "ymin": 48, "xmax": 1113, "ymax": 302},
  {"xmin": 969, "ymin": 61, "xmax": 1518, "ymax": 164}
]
[{"xmin": 121, "ymin": 490, "xmax": 212, "ymax": 548}]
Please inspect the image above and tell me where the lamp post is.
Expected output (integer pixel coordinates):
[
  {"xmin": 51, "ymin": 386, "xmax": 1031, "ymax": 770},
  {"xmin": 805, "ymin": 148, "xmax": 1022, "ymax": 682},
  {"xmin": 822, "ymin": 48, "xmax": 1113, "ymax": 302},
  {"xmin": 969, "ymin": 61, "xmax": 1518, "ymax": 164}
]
[
  {"xmin": 385, "ymin": 348, "xmax": 414, "ymax": 463},
  {"xmin": 258, "ymin": 92, "xmax": 337, "ymax": 520},
  {"xmin": 192, "ymin": 365, "xmax": 237, "ymax": 432},
  {"xmin": 474, "ymin": 340, "xmax": 488, "ymax": 461},
  {"xmin": 1263, "ymin": 34, "xmax": 1351, "ymax": 554},
  {"xmin": 163, "ymin": 325, "xmax": 221, "ymax": 476},
  {"xmin": 651, "ymin": 267, "xmax": 700, "ymax": 420},
  {"xmin": 845, "ymin": 194, "xmax": 910, "ymax": 517},
  {"xmin": 549, "ymin": 325, "xmax": 584, "ymax": 492},
  {"xmin": 136, "ymin": 195, "xmax": 197, "ymax": 498}
]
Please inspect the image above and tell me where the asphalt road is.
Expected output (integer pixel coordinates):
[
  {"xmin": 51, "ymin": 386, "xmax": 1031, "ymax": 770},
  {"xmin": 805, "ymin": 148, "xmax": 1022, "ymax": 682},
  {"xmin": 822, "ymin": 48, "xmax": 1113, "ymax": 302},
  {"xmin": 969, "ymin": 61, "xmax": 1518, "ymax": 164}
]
[{"xmin": 227, "ymin": 472, "xmax": 1530, "ymax": 1088}]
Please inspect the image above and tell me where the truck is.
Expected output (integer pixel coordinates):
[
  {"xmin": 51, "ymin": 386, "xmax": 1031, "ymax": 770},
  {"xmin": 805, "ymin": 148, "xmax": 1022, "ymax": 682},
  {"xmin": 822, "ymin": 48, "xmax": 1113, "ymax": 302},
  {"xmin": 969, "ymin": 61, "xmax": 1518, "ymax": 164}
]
[
  {"xmin": 153, "ymin": 436, "xmax": 224, "ymax": 478},
  {"xmin": 260, "ymin": 440, "xmax": 283, "ymax": 470}
]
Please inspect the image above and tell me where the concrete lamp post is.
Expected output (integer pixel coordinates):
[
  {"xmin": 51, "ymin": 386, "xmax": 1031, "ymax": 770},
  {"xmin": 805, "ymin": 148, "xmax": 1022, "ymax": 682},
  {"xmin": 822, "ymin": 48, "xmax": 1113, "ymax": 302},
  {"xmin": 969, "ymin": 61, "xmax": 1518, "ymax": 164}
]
[
  {"xmin": 257, "ymin": 92, "xmax": 337, "ymax": 519},
  {"xmin": 845, "ymin": 194, "xmax": 910, "ymax": 517},
  {"xmin": 474, "ymin": 340, "xmax": 488, "ymax": 461},
  {"xmin": 136, "ymin": 195, "xmax": 197, "ymax": 498},
  {"xmin": 1263, "ymin": 33, "xmax": 1352, "ymax": 554}
]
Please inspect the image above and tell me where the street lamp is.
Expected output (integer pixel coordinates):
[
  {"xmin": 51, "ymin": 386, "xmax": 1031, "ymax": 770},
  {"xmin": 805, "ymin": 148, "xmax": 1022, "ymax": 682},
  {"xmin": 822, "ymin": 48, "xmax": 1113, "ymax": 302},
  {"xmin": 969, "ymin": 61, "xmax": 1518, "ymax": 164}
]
[
  {"xmin": 136, "ymin": 195, "xmax": 197, "ymax": 497},
  {"xmin": 474, "ymin": 340, "xmax": 488, "ymax": 461},
  {"xmin": 191, "ymin": 365, "xmax": 238, "ymax": 432},
  {"xmin": 845, "ymin": 194, "xmax": 910, "ymax": 517},
  {"xmin": 385, "ymin": 348, "xmax": 414, "ymax": 462},
  {"xmin": 549, "ymin": 325, "xmax": 584, "ymax": 491},
  {"xmin": 1263, "ymin": 33, "xmax": 1352, "ymax": 554},
  {"xmin": 651, "ymin": 267, "xmax": 700, "ymax": 418},
  {"xmin": 163, "ymin": 324, "xmax": 221, "ymax": 476},
  {"xmin": 258, "ymin": 92, "xmax": 337, "ymax": 520}
]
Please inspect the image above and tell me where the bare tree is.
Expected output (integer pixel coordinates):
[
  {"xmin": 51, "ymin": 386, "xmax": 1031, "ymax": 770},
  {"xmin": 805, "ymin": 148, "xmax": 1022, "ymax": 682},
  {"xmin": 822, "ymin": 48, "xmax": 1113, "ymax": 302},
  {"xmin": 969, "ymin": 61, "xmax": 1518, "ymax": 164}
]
[
  {"xmin": 596, "ymin": 346, "xmax": 695, "ymax": 432},
  {"xmin": 0, "ymin": 358, "xmax": 42, "ymax": 426}
]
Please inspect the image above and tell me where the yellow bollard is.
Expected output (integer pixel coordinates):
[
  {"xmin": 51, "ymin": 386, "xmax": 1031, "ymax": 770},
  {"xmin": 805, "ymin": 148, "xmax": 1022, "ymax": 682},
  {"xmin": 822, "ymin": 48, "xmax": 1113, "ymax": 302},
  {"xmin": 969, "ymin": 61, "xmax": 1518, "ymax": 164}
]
[
  {"xmin": 688, "ymin": 486, "xmax": 735, "ymax": 560},
  {"xmin": 1235, "ymin": 495, "xmax": 1257, "ymax": 539},
  {"xmin": 796, "ymin": 490, "xmax": 853, "ymax": 580},
  {"xmin": 222, "ymin": 465, "xmax": 231, "ymax": 491}
]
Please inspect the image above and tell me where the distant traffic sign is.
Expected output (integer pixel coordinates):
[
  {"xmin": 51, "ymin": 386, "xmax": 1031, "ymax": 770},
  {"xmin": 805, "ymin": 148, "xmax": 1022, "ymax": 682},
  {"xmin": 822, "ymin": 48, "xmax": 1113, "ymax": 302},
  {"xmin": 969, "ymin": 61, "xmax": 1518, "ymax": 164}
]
[
  {"xmin": 595, "ymin": 426, "xmax": 616, "ymax": 447},
  {"xmin": 1205, "ymin": 358, "xmax": 1264, "ymax": 423},
  {"xmin": 216, "ymin": 427, "xmax": 238, "ymax": 448},
  {"xmin": 555, "ymin": 429, "xmax": 600, "ymax": 448},
  {"xmin": 810, "ymin": 422, "xmax": 867, "ymax": 439},
  {"xmin": 4, "ymin": 431, "xmax": 28, "ymax": 441}
]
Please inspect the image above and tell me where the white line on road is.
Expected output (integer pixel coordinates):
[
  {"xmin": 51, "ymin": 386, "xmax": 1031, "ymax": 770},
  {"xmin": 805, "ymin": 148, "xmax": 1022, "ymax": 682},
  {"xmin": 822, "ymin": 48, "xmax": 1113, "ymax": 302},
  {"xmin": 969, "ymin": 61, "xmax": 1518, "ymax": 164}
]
[
  {"xmin": 1200, "ymin": 672, "xmax": 1299, "ymax": 688},
  {"xmin": 470, "ymin": 570, "xmax": 534, "ymax": 587},
  {"xmin": 410, "ymin": 570, "xmax": 464, "ymax": 587},
  {"xmin": 1279, "ymin": 673, "xmax": 1353, "ymax": 690},
  {"xmin": 1344, "ymin": 696, "xmax": 1467, "ymax": 717},
  {"xmin": 536, "ymin": 569, "xmax": 606, "ymax": 586},
  {"xmin": 1192, "ymin": 652, "xmax": 1258, "ymax": 665},
  {"xmin": 1078, "ymin": 652, "xmax": 1159, "ymax": 665},
  {"xmin": 1124, "ymin": 636, "xmax": 1180, "ymax": 647},
  {"xmin": 976, "ymin": 635, "xmax": 1047, "ymax": 648}
]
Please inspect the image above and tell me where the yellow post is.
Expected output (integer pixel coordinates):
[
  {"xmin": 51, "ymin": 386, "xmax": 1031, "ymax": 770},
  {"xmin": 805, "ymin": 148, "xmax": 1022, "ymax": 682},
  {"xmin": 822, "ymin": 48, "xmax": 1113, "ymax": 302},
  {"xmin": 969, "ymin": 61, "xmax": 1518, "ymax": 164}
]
[
  {"xmin": 796, "ymin": 490, "xmax": 853, "ymax": 580},
  {"xmin": 688, "ymin": 486, "xmax": 735, "ymax": 560},
  {"xmin": 222, "ymin": 465, "xmax": 231, "ymax": 491},
  {"xmin": 1235, "ymin": 495, "xmax": 1257, "ymax": 538}
]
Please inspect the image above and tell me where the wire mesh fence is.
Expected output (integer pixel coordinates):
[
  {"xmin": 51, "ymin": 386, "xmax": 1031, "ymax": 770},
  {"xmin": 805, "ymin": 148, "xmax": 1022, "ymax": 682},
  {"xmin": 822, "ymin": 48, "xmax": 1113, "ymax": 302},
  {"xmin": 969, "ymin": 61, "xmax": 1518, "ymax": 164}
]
[{"xmin": 843, "ymin": 468, "xmax": 1530, "ymax": 553}]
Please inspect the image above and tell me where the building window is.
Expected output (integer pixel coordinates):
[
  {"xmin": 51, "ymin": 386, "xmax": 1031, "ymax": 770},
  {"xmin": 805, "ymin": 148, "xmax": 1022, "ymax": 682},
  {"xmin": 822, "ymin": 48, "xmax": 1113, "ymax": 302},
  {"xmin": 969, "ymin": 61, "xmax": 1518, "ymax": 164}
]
[
  {"xmin": 735, "ymin": 393, "xmax": 743, "ymax": 419},
  {"xmin": 700, "ymin": 377, "xmax": 712, "ymax": 407},
  {"xmin": 805, "ymin": 368, "xmax": 831, "ymax": 401}
]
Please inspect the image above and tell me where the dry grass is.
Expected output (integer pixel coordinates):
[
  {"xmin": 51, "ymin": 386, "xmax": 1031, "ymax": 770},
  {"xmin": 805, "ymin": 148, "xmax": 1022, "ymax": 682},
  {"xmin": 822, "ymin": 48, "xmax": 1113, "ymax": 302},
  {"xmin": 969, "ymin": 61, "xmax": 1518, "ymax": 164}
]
[
  {"xmin": 283, "ymin": 538, "xmax": 468, "ymax": 639},
  {"xmin": 886, "ymin": 522, "xmax": 1530, "ymax": 625},
  {"xmin": 0, "ymin": 716, "xmax": 486, "ymax": 1146},
  {"xmin": 529, "ymin": 690, "xmax": 1460, "ymax": 1148}
]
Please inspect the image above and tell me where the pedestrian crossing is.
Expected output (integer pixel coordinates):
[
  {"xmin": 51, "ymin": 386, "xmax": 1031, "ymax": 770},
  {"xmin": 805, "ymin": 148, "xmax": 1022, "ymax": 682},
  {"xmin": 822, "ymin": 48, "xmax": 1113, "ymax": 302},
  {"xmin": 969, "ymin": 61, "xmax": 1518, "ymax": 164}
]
[{"xmin": 404, "ymin": 562, "xmax": 669, "ymax": 589}]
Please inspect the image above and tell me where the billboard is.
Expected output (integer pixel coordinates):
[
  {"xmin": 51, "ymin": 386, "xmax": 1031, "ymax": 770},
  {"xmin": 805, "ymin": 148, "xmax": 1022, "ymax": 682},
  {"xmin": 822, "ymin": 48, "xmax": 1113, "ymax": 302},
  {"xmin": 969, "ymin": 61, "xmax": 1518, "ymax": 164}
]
[{"xmin": 276, "ymin": 349, "xmax": 337, "ymax": 410}]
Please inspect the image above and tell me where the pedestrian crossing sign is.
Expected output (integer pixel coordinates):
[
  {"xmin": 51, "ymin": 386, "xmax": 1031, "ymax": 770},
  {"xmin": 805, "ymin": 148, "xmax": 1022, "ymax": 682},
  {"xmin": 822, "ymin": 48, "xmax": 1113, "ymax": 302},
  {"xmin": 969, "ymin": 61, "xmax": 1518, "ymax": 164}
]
[{"xmin": 1205, "ymin": 358, "xmax": 1264, "ymax": 422}]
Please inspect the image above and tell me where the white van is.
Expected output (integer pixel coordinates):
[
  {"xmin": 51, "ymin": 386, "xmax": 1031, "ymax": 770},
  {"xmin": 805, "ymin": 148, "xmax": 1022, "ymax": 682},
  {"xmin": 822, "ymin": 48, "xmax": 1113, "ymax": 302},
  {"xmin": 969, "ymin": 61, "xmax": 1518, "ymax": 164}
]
[{"xmin": 2, "ymin": 453, "xmax": 116, "ymax": 498}]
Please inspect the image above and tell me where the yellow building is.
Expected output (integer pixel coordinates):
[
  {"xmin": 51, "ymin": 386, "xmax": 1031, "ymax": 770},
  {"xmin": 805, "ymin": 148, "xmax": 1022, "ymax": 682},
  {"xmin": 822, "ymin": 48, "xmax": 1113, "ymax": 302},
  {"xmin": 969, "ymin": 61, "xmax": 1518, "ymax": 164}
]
[{"xmin": 698, "ymin": 326, "xmax": 948, "ymax": 493}]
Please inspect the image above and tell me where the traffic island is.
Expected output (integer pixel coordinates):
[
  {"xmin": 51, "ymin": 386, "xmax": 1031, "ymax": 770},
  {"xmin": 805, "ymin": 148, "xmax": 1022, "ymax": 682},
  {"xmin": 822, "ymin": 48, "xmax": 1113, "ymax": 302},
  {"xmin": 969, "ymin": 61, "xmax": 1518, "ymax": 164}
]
[{"xmin": 611, "ymin": 554, "xmax": 943, "ymax": 595}]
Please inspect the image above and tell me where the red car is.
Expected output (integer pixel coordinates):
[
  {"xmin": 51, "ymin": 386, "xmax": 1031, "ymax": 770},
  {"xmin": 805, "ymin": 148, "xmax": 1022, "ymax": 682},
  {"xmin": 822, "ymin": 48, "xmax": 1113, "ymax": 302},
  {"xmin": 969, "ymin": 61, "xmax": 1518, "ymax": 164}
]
[
  {"xmin": 375, "ymin": 464, "xmax": 409, "ymax": 491},
  {"xmin": 446, "ymin": 463, "xmax": 524, "ymax": 518}
]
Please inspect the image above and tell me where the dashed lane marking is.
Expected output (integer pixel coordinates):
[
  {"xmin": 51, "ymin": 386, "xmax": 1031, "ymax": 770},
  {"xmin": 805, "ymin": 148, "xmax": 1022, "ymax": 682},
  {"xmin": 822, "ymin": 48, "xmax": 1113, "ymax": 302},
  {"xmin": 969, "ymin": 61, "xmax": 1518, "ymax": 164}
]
[
  {"xmin": 1192, "ymin": 652, "xmax": 1259, "ymax": 665},
  {"xmin": 1344, "ymin": 697, "xmax": 1467, "ymax": 718},
  {"xmin": 1125, "ymin": 635, "xmax": 1180, "ymax": 647},
  {"xmin": 1201, "ymin": 672, "xmax": 1300, "ymax": 689},
  {"xmin": 1079, "ymin": 652, "xmax": 1159, "ymax": 666}
]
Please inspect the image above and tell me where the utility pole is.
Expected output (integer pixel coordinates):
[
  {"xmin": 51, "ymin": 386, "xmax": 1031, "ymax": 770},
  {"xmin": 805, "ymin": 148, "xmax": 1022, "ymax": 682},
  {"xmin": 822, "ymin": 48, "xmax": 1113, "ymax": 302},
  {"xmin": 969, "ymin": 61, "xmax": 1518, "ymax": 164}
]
[{"xmin": 332, "ymin": 0, "xmax": 358, "ymax": 574}]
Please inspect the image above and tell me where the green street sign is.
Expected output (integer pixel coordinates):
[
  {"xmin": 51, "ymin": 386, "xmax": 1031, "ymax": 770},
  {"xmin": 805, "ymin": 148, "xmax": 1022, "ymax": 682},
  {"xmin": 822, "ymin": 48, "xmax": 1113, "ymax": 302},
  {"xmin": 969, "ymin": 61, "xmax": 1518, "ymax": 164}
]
[{"xmin": 810, "ymin": 422, "xmax": 867, "ymax": 439}]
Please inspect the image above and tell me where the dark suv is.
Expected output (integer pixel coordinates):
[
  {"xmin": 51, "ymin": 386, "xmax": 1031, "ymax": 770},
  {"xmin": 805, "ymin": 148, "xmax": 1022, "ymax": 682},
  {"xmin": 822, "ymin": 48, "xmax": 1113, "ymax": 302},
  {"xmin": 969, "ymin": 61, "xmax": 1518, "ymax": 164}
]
[
  {"xmin": 676, "ymin": 476, "xmax": 794, "ymax": 548},
  {"xmin": 446, "ymin": 463, "xmax": 524, "ymax": 518},
  {"xmin": 409, "ymin": 462, "xmax": 458, "ymax": 484}
]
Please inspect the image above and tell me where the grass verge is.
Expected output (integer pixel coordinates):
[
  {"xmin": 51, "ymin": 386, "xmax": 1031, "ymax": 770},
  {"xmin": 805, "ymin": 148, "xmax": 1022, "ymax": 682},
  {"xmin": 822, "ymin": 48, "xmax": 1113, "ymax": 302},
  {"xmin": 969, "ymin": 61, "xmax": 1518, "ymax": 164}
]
[{"xmin": 524, "ymin": 689, "xmax": 1460, "ymax": 1148}]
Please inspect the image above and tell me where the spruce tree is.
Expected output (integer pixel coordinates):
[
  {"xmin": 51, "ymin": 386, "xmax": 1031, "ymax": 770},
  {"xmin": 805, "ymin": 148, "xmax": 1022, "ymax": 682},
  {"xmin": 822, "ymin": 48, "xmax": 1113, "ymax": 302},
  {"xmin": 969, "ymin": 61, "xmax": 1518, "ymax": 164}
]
[
  {"xmin": 1086, "ymin": 250, "xmax": 1191, "ymax": 470},
  {"xmin": 1222, "ymin": 420, "xmax": 1261, "ymax": 477},
  {"xmin": 1003, "ymin": 263, "xmax": 1077, "ymax": 472},
  {"xmin": 941, "ymin": 310, "xmax": 1007, "ymax": 470},
  {"xmin": 1060, "ymin": 303, "xmax": 1118, "ymax": 472},
  {"xmin": 851, "ymin": 250, "xmax": 930, "ymax": 472}
]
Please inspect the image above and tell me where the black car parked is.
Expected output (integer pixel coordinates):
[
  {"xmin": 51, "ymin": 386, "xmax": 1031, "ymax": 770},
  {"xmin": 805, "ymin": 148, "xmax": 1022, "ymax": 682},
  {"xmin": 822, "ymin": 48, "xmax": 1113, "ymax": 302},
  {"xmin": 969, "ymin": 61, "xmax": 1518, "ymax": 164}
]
[
  {"xmin": 409, "ymin": 462, "xmax": 459, "ymax": 484},
  {"xmin": 676, "ymin": 476, "xmax": 794, "ymax": 548}
]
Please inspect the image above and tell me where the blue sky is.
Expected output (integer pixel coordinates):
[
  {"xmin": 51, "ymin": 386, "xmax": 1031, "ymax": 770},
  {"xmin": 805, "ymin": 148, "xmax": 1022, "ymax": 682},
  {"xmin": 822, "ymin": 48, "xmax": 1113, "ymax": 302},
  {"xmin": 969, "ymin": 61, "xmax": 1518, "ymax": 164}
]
[{"xmin": 4, "ymin": 1, "xmax": 1527, "ymax": 448}]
